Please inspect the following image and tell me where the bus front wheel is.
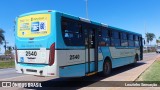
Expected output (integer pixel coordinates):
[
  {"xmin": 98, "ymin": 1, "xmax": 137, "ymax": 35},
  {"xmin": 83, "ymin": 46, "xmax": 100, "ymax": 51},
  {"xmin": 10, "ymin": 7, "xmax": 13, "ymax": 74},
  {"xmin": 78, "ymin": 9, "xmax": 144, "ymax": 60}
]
[
  {"xmin": 102, "ymin": 60, "xmax": 112, "ymax": 77},
  {"xmin": 131, "ymin": 55, "xmax": 138, "ymax": 66}
]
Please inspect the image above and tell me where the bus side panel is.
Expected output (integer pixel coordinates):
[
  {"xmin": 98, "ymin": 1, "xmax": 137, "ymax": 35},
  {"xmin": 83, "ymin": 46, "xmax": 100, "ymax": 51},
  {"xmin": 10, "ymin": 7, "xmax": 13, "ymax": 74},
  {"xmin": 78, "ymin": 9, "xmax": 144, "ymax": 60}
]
[
  {"xmin": 112, "ymin": 57, "xmax": 135, "ymax": 68},
  {"xmin": 109, "ymin": 47, "xmax": 139, "ymax": 68},
  {"xmin": 59, "ymin": 64, "xmax": 86, "ymax": 77},
  {"xmin": 56, "ymin": 50, "xmax": 86, "ymax": 77}
]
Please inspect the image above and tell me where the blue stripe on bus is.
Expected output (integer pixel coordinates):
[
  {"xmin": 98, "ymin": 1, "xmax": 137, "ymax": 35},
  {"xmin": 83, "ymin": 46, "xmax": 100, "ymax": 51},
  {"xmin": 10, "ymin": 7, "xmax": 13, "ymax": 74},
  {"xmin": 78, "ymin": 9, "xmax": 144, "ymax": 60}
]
[
  {"xmin": 59, "ymin": 63, "xmax": 86, "ymax": 77},
  {"xmin": 59, "ymin": 60, "xmax": 104, "ymax": 77},
  {"xmin": 112, "ymin": 56, "xmax": 135, "ymax": 68},
  {"xmin": 18, "ymin": 63, "xmax": 47, "ymax": 68}
]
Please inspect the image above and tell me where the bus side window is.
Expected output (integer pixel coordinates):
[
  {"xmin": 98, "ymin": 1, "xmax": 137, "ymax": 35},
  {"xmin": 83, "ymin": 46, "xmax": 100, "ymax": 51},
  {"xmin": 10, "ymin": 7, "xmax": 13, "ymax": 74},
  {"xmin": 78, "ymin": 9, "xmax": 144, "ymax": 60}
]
[
  {"xmin": 111, "ymin": 30, "xmax": 120, "ymax": 46},
  {"xmin": 128, "ymin": 34, "xmax": 134, "ymax": 47},
  {"xmin": 64, "ymin": 30, "xmax": 73, "ymax": 38},
  {"xmin": 134, "ymin": 35, "xmax": 139, "ymax": 47},
  {"xmin": 62, "ymin": 18, "xmax": 83, "ymax": 46},
  {"xmin": 121, "ymin": 32, "xmax": 128, "ymax": 46},
  {"xmin": 98, "ymin": 28, "xmax": 110, "ymax": 46},
  {"xmin": 62, "ymin": 21, "xmax": 72, "ymax": 45}
]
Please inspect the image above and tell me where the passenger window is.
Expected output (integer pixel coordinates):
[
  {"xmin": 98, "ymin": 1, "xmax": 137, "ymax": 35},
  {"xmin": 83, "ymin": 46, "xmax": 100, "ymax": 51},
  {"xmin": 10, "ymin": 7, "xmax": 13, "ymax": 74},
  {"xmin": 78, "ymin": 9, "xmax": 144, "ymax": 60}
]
[
  {"xmin": 121, "ymin": 33, "xmax": 128, "ymax": 46},
  {"xmin": 128, "ymin": 34, "xmax": 133, "ymax": 40},
  {"xmin": 62, "ymin": 18, "xmax": 84, "ymax": 46},
  {"xmin": 98, "ymin": 28, "xmax": 110, "ymax": 46},
  {"xmin": 128, "ymin": 40, "xmax": 134, "ymax": 46},
  {"xmin": 110, "ymin": 31, "xmax": 120, "ymax": 46},
  {"xmin": 121, "ymin": 40, "xmax": 128, "ymax": 46},
  {"xmin": 128, "ymin": 34, "xmax": 134, "ymax": 46},
  {"xmin": 121, "ymin": 33, "xmax": 127, "ymax": 40},
  {"xmin": 134, "ymin": 35, "xmax": 139, "ymax": 46}
]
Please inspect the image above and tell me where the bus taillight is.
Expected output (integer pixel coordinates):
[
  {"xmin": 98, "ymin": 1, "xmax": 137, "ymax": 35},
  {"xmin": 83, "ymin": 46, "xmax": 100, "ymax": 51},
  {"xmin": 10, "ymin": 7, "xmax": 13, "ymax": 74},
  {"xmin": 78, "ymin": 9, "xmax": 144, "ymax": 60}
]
[
  {"xmin": 15, "ymin": 46, "xmax": 18, "ymax": 63},
  {"xmin": 49, "ymin": 43, "xmax": 55, "ymax": 66}
]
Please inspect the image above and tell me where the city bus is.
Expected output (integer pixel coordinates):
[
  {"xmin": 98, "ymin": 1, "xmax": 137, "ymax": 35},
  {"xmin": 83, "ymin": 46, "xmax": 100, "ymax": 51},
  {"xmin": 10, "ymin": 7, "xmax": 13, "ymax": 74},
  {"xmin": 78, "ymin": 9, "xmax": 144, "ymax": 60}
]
[{"xmin": 15, "ymin": 10, "xmax": 143, "ymax": 77}]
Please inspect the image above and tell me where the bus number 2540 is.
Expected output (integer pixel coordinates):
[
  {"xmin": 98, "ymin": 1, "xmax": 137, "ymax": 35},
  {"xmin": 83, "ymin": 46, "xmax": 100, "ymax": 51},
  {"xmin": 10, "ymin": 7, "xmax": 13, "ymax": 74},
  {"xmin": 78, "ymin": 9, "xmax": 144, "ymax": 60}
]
[{"xmin": 70, "ymin": 55, "xmax": 80, "ymax": 60}]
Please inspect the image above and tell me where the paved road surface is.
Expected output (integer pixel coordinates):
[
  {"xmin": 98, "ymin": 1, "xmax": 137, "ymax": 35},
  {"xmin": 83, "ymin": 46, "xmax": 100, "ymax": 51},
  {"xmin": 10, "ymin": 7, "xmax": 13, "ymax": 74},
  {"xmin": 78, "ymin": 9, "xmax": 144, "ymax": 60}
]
[
  {"xmin": 0, "ymin": 52, "xmax": 159, "ymax": 90},
  {"xmin": 0, "ymin": 68, "xmax": 25, "ymax": 80}
]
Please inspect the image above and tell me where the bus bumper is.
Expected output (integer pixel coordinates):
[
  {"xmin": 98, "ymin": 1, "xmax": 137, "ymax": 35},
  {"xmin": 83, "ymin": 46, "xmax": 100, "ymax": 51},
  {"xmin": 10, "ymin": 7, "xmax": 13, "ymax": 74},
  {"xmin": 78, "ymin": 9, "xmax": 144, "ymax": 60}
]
[{"xmin": 15, "ymin": 63, "xmax": 58, "ymax": 77}]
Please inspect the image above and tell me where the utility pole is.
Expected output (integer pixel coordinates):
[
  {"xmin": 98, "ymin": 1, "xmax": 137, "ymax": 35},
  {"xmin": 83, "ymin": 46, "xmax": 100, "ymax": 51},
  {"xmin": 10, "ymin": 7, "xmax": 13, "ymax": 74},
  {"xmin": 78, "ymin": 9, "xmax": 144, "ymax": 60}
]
[
  {"xmin": 144, "ymin": 22, "xmax": 147, "ymax": 46},
  {"xmin": 85, "ymin": 0, "xmax": 89, "ymax": 19}
]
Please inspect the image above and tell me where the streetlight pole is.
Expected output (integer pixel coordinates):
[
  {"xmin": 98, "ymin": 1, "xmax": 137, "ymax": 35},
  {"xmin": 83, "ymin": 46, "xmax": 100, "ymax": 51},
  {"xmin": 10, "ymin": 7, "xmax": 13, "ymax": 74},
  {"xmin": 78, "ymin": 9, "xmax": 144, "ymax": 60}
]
[
  {"xmin": 85, "ymin": 0, "xmax": 89, "ymax": 19},
  {"xmin": 144, "ymin": 22, "xmax": 147, "ymax": 46}
]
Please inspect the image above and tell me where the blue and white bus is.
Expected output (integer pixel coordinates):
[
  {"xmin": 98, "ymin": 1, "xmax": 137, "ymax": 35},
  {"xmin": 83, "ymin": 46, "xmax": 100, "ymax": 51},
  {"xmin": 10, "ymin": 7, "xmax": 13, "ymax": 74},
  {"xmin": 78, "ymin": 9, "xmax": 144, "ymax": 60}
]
[{"xmin": 15, "ymin": 10, "xmax": 143, "ymax": 77}]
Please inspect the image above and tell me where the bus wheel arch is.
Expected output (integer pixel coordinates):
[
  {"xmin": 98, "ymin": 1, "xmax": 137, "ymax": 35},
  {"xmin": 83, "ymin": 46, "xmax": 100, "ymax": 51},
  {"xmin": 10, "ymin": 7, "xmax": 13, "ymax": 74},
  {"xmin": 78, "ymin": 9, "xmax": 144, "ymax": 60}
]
[{"xmin": 102, "ymin": 56, "xmax": 112, "ymax": 77}]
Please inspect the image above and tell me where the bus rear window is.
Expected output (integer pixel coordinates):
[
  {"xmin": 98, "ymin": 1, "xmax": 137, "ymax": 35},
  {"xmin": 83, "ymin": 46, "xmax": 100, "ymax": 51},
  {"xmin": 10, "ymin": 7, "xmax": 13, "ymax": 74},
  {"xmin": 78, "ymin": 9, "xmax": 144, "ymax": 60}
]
[{"xmin": 17, "ymin": 14, "xmax": 51, "ymax": 38}]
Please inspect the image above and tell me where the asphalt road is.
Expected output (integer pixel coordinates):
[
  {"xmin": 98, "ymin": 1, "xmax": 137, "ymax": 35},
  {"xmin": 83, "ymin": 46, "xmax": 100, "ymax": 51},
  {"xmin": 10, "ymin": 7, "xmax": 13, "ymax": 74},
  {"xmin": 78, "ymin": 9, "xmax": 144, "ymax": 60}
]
[
  {"xmin": 0, "ymin": 52, "xmax": 159, "ymax": 90},
  {"xmin": 0, "ymin": 68, "xmax": 24, "ymax": 80}
]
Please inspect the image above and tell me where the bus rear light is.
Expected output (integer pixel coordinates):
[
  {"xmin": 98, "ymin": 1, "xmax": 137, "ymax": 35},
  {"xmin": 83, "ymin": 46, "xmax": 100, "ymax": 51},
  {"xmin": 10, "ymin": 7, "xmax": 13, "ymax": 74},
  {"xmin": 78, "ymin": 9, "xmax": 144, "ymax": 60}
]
[{"xmin": 49, "ymin": 43, "xmax": 55, "ymax": 66}]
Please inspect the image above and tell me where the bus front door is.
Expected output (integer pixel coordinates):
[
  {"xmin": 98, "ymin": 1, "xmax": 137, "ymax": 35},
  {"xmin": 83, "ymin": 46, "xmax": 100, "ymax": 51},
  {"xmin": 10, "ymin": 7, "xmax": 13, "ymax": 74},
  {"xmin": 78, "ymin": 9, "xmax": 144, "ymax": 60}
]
[{"xmin": 85, "ymin": 28, "xmax": 98, "ymax": 76}]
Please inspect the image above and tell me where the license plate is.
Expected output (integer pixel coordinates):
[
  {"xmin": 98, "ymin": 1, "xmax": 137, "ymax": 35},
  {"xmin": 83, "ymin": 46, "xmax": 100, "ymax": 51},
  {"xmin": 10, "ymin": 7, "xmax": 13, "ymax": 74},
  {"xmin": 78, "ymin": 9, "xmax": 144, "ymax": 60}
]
[{"xmin": 26, "ymin": 51, "xmax": 37, "ymax": 56}]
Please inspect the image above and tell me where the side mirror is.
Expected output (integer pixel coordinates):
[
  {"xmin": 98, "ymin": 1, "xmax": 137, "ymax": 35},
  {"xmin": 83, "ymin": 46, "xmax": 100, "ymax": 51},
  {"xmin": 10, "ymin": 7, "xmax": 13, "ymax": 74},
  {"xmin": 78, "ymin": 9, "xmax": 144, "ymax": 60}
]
[{"xmin": 142, "ymin": 38, "xmax": 145, "ymax": 45}]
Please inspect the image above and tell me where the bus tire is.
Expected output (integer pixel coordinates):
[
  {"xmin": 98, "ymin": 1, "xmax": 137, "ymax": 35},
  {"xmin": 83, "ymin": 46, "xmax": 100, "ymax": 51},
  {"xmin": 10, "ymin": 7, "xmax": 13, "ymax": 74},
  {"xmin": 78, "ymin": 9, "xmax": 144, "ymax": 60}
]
[
  {"xmin": 102, "ymin": 60, "xmax": 112, "ymax": 77},
  {"xmin": 131, "ymin": 54, "xmax": 138, "ymax": 66}
]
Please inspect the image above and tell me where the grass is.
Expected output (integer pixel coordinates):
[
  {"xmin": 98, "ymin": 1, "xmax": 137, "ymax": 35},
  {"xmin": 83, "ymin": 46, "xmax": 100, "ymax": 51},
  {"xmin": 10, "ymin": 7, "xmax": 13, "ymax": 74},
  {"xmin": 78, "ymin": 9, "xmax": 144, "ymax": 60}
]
[
  {"xmin": 0, "ymin": 59, "xmax": 15, "ymax": 69},
  {"xmin": 143, "ymin": 50, "xmax": 156, "ymax": 53},
  {"xmin": 137, "ymin": 59, "xmax": 160, "ymax": 82}
]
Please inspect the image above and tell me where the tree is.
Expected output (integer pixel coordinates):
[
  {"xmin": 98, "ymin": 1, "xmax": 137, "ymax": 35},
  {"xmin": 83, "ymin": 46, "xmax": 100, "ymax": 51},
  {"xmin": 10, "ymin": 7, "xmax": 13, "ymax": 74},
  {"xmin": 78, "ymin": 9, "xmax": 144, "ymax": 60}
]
[
  {"xmin": 5, "ymin": 46, "xmax": 13, "ymax": 55},
  {"xmin": 145, "ymin": 32, "xmax": 155, "ymax": 45},
  {"xmin": 156, "ymin": 36, "xmax": 160, "ymax": 45},
  {"xmin": 156, "ymin": 39, "xmax": 160, "ymax": 43},
  {"xmin": 0, "ymin": 28, "xmax": 5, "ymax": 44}
]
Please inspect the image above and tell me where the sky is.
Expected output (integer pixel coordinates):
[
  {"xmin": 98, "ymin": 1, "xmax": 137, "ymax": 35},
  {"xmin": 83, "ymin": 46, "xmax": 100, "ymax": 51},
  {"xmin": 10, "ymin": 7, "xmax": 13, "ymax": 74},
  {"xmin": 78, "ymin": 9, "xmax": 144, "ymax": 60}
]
[{"xmin": 0, "ymin": 0, "xmax": 160, "ymax": 53}]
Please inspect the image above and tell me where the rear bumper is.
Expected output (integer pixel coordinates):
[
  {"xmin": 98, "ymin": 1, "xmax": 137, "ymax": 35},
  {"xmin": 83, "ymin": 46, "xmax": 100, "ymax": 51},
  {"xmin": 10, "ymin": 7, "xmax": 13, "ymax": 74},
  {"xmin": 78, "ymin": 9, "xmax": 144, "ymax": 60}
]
[{"xmin": 16, "ymin": 63, "xmax": 58, "ymax": 77}]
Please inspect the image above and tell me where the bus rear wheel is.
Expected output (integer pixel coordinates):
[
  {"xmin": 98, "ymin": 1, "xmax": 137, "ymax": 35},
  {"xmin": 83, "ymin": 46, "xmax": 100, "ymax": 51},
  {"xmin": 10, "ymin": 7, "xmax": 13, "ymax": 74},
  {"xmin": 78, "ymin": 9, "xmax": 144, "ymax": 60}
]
[{"xmin": 102, "ymin": 60, "xmax": 111, "ymax": 77}]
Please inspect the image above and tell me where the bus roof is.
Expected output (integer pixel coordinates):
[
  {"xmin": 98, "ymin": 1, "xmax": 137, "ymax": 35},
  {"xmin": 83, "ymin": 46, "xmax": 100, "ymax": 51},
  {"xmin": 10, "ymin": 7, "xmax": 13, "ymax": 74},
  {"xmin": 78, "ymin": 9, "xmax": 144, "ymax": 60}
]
[{"xmin": 18, "ymin": 10, "xmax": 142, "ymax": 36}]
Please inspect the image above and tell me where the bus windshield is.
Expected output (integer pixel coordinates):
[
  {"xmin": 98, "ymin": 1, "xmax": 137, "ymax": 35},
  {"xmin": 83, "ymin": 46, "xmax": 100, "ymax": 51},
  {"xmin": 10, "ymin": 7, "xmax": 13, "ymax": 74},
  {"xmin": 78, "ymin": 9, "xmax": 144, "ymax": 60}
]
[{"xmin": 17, "ymin": 14, "xmax": 51, "ymax": 38}]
